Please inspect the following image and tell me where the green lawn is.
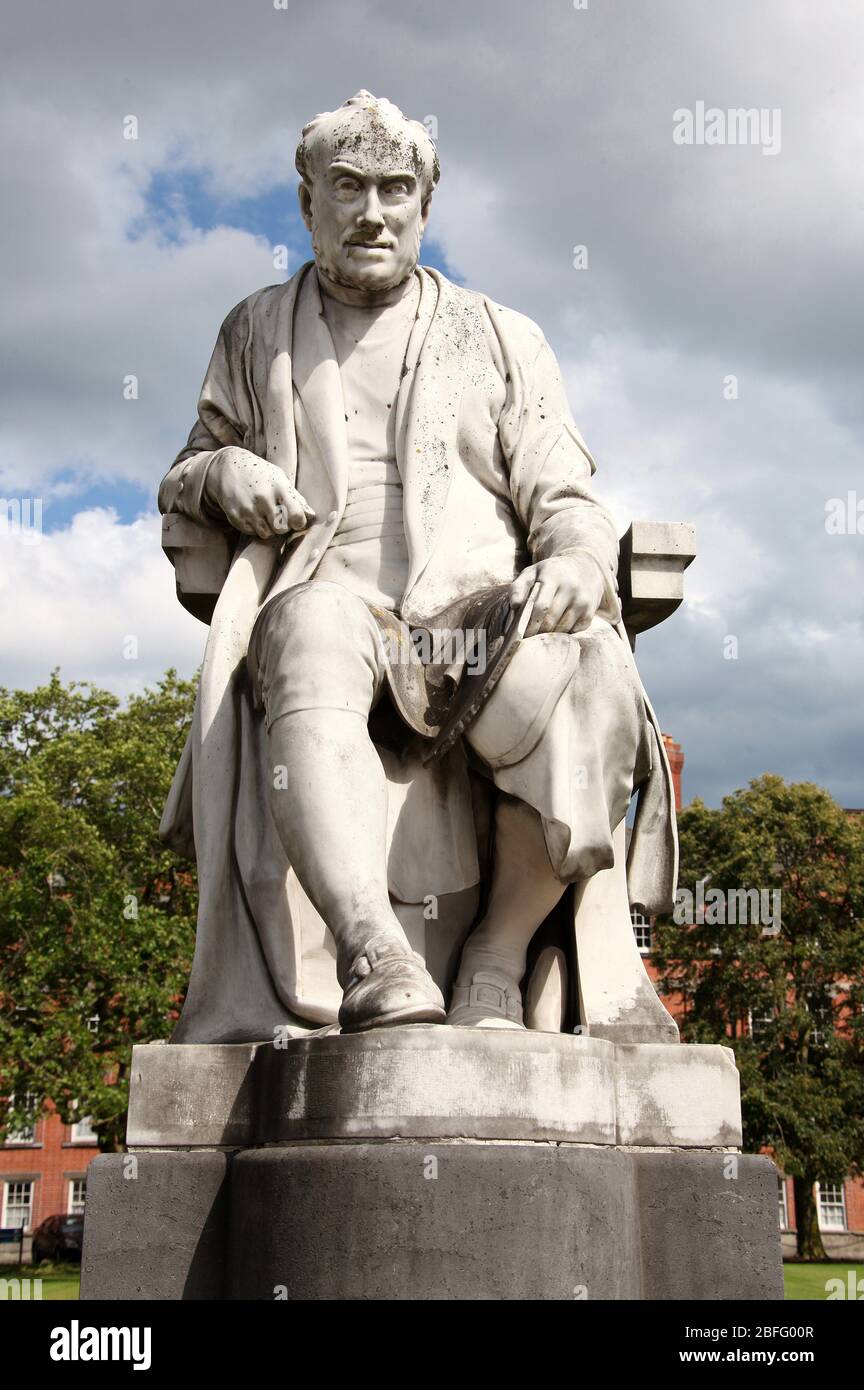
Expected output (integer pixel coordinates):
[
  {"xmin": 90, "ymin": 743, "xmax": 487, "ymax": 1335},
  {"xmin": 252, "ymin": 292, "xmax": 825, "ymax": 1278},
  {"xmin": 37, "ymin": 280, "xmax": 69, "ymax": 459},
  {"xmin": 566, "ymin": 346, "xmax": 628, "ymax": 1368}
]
[
  {"xmin": 0, "ymin": 1263, "xmax": 80, "ymax": 1300},
  {"xmin": 4, "ymin": 1261, "xmax": 860, "ymax": 1303},
  {"xmin": 784, "ymin": 1262, "xmax": 864, "ymax": 1301}
]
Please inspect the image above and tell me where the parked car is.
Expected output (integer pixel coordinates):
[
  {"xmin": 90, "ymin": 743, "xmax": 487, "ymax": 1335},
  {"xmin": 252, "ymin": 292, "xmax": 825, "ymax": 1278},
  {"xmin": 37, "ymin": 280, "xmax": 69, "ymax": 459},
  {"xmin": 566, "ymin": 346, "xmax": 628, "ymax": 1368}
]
[{"xmin": 31, "ymin": 1214, "xmax": 84, "ymax": 1264}]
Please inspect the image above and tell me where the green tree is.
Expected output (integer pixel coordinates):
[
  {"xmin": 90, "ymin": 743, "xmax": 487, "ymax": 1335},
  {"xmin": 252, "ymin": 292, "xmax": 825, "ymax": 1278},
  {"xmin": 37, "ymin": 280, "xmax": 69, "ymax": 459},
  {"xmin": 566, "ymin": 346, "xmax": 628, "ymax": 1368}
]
[
  {"xmin": 653, "ymin": 775, "xmax": 864, "ymax": 1260},
  {"xmin": 0, "ymin": 670, "xmax": 197, "ymax": 1152}
]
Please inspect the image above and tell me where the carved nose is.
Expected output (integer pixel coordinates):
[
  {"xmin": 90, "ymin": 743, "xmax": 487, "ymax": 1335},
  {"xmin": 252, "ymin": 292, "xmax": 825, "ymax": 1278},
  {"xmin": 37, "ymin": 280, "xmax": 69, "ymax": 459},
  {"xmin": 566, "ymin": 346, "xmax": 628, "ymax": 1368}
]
[{"xmin": 358, "ymin": 189, "xmax": 384, "ymax": 228}]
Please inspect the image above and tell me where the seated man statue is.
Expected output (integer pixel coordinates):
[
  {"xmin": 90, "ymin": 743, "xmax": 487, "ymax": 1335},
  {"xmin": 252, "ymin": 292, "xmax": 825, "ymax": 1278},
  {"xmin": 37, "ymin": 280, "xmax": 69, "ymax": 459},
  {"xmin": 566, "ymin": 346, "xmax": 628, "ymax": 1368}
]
[{"xmin": 158, "ymin": 91, "xmax": 676, "ymax": 1042}]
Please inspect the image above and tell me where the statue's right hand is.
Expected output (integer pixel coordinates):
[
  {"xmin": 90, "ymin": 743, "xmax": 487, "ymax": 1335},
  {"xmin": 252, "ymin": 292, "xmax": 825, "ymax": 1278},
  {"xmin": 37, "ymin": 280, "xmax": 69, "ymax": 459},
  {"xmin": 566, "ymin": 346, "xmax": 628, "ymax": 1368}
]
[{"xmin": 204, "ymin": 447, "xmax": 316, "ymax": 539}]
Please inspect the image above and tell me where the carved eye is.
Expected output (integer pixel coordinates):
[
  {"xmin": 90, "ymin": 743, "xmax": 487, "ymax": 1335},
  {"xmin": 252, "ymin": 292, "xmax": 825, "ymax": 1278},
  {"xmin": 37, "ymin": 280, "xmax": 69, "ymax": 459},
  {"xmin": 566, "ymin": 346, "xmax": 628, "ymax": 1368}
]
[
  {"xmin": 334, "ymin": 177, "xmax": 361, "ymax": 196},
  {"xmin": 383, "ymin": 180, "xmax": 410, "ymax": 197}
]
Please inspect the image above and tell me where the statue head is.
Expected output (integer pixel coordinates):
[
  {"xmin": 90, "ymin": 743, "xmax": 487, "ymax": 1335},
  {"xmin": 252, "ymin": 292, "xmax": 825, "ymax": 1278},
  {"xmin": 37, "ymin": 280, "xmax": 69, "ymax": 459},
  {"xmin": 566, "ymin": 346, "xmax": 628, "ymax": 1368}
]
[{"xmin": 296, "ymin": 91, "xmax": 439, "ymax": 299}]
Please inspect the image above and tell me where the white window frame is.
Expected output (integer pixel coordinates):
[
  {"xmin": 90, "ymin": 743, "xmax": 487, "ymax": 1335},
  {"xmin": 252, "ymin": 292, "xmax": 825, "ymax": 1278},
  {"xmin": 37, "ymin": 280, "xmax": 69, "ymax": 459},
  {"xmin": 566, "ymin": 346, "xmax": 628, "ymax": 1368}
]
[
  {"xmin": 69, "ymin": 1112, "xmax": 98, "ymax": 1144},
  {"xmin": 630, "ymin": 910, "xmax": 652, "ymax": 955},
  {"xmin": 748, "ymin": 1007, "xmax": 774, "ymax": 1040},
  {"xmin": 4, "ymin": 1117, "xmax": 37, "ymax": 1144},
  {"xmin": 1, "ymin": 1179, "xmax": 34, "ymax": 1230},
  {"xmin": 807, "ymin": 995, "xmax": 831, "ymax": 1049},
  {"xmin": 816, "ymin": 1181, "xmax": 847, "ymax": 1232},
  {"xmin": 68, "ymin": 1178, "xmax": 87, "ymax": 1214},
  {"xmin": 777, "ymin": 1176, "xmax": 789, "ymax": 1230},
  {"xmin": 3, "ymin": 1094, "xmax": 37, "ymax": 1145}
]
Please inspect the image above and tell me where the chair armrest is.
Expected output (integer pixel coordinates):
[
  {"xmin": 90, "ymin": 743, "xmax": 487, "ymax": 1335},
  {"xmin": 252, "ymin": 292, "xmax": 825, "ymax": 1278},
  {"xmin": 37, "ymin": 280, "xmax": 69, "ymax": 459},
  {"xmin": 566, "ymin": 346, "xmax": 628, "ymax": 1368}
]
[
  {"xmin": 618, "ymin": 521, "xmax": 696, "ymax": 644},
  {"xmin": 162, "ymin": 513, "xmax": 233, "ymax": 624},
  {"xmin": 163, "ymin": 512, "xmax": 697, "ymax": 634}
]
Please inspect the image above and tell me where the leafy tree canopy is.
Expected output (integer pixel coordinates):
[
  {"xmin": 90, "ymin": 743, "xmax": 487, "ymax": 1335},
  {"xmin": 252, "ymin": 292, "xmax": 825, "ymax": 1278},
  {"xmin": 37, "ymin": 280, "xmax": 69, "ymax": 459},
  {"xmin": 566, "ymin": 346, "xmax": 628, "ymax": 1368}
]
[
  {"xmin": 0, "ymin": 670, "xmax": 197, "ymax": 1151},
  {"xmin": 653, "ymin": 775, "xmax": 864, "ymax": 1258}
]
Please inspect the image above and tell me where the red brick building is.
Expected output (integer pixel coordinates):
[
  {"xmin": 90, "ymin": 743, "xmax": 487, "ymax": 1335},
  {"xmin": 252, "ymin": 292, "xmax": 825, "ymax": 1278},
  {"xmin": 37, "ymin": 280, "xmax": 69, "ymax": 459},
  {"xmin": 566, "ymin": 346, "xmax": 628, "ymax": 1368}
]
[
  {"xmin": 0, "ymin": 1105, "xmax": 99, "ymax": 1261},
  {"xmin": 632, "ymin": 736, "xmax": 864, "ymax": 1259}
]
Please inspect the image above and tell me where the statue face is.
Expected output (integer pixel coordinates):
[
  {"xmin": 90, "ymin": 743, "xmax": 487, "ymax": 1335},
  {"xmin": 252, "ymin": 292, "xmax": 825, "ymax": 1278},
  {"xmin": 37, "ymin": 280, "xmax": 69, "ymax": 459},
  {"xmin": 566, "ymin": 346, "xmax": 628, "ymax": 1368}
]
[{"xmin": 300, "ymin": 131, "xmax": 431, "ymax": 295}]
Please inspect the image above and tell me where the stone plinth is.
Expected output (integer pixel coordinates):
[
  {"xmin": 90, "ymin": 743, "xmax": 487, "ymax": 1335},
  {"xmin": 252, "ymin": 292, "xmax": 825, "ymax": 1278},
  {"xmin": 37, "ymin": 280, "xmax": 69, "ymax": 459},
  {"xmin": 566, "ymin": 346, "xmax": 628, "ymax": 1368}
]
[
  {"xmin": 81, "ymin": 1143, "xmax": 783, "ymax": 1301},
  {"xmin": 79, "ymin": 1029, "xmax": 784, "ymax": 1301},
  {"xmin": 125, "ymin": 1028, "xmax": 742, "ymax": 1150}
]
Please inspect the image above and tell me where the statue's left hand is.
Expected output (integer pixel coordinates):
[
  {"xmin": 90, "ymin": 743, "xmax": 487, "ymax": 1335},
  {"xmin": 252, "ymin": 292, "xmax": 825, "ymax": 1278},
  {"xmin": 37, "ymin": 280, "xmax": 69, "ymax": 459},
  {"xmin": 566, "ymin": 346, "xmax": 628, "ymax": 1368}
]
[{"xmin": 510, "ymin": 555, "xmax": 604, "ymax": 637}]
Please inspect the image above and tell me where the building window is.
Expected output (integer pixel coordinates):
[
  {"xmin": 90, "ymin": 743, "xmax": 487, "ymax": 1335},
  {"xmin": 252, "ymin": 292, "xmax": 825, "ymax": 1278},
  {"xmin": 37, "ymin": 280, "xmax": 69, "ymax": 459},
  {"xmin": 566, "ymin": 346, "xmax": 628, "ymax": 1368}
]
[
  {"xmin": 3, "ymin": 1095, "xmax": 37, "ymax": 1145},
  {"xmin": 809, "ymin": 1015, "xmax": 827, "ymax": 1049},
  {"xmin": 68, "ymin": 1179, "xmax": 87, "ymax": 1215},
  {"xmin": 2, "ymin": 1180, "xmax": 34, "ymax": 1230},
  {"xmin": 806, "ymin": 994, "xmax": 831, "ymax": 1049},
  {"xmin": 4, "ymin": 1117, "xmax": 36, "ymax": 1144},
  {"xmin": 631, "ymin": 911, "xmax": 652, "ymax": 954},
  {"xmin": 816, "ymin": 1182, "xmax": 847, "ymax": 1231},
  {"xmin": 69, "ymin": 1113, "xmax": 98, "ymax": 1144},
  {"xmin": 777, "ymin": 1177, "xmax": 789, "ymax": 1230},
  {"xmin": 748, "ymin": 1008, "xmax": 773, "ymax": 1040}
]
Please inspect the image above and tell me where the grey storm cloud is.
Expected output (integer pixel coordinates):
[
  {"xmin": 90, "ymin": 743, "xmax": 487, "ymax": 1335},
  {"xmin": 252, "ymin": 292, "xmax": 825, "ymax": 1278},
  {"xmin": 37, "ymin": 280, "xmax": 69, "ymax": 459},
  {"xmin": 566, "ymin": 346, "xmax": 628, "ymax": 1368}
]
[{"xmin": 0, "ymin": 0, "xmax": 861, "ymax": 807}]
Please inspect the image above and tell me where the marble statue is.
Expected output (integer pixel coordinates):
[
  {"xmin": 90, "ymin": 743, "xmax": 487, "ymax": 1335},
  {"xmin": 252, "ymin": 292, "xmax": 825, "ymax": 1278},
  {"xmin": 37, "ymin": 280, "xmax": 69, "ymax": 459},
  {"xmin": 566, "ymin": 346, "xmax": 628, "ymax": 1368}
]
[
  {"xmin": 82, "ymin": 91, "xmax": 786, "ymax": 1312},
  {"xmin": 158, "ymin": 91, "xmax": 679, "ymax": 1043}
]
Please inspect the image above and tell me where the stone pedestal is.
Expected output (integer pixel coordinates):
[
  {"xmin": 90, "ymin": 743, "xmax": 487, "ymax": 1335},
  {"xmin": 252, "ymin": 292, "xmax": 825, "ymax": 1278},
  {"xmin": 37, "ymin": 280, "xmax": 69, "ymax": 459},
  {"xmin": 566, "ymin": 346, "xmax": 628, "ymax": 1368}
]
[{"xmin": 80, "ymin": 1029, "xmax": 785, "ymax": 1301}]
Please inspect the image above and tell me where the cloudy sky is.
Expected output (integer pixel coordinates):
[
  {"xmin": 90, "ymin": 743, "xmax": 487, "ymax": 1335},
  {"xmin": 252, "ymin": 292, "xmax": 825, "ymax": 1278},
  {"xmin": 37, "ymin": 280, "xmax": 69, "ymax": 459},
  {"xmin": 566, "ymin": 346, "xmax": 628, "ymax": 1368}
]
[{"xmin": 1, "ymin": 0, "xmax": 861, "ymax": 808}]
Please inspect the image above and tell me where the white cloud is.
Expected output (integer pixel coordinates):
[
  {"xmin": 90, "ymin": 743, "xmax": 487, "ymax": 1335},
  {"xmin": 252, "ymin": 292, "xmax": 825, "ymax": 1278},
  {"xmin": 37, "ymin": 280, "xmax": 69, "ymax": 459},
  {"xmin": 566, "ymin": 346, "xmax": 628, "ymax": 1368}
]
[{"xmin": 0, "ymin": 509, "xmax": 205, "ymax": 694}]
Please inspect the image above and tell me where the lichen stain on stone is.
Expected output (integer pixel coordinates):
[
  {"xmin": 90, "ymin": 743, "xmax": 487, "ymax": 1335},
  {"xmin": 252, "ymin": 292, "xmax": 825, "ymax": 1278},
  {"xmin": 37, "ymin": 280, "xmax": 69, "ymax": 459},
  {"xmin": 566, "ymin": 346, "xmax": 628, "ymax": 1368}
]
[{"xmin": 328, "ymin": 115, "xmax": 428, "ymax": 181}]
